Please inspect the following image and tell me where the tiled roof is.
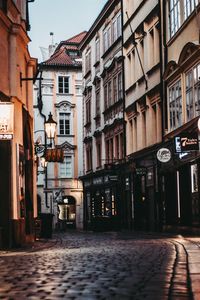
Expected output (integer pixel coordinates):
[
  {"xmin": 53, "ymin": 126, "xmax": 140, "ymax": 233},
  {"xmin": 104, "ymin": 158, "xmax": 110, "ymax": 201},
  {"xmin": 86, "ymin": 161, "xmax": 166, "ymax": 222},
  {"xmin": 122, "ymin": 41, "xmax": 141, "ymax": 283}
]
[
  {"xmin": 41, "ymin": 31, "xmax": 87, "ymax": 67},
  {"xmin": 65, "ymin": 31, "xmax": 87, "ymax": 44}
]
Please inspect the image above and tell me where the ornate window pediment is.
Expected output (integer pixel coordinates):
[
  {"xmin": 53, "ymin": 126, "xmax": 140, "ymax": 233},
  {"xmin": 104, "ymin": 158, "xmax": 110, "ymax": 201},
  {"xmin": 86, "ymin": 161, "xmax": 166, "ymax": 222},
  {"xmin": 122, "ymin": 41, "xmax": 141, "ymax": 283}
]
[
  {"xmin": 178, "ymin": 42, "xmax": 200, "ymax": 65},
  {"xmin": 55, "ymin": 101, "xmax": 75, "ymax": 112},
  {"xmin": 163, "ymin": 60, "xmax": 178, "ymax": 80}
]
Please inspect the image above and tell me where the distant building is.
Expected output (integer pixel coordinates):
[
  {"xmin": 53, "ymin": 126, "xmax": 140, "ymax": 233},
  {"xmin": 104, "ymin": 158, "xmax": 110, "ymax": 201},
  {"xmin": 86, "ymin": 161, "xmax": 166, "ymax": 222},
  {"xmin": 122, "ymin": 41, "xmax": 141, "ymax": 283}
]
[
  {"xmin": 34, "ymin": 32, "xmax": 86, "ymax": 230},
  {"xmin": 0, "ymin": 0, "xmax": 37, "ymax": 248},
  {"xmin": 80, "ymin": 0, "xmax": 127, "ymax": 231}
]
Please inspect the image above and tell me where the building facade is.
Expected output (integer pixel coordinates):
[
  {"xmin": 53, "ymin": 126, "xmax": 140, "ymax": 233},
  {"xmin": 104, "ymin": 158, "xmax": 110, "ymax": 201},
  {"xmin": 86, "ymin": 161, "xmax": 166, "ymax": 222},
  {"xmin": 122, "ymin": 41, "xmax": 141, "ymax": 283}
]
[
  {"xmin": 80, "ymin": 0, "xmax": 127, "ymax": 231},
  {"xmin": 34, "ymin": 32, "xmax": 86, "ymax": 230},
  {"xmin": 123, "ymin": 0, "xmax": 163, "ymax": 231},
  {"xmin": 0, "ymin": 0, "xmax": 37, "ymax": 248},
  {"xmin": 160, "ymin": 0, "xmax": 200, "ymax": 231}
]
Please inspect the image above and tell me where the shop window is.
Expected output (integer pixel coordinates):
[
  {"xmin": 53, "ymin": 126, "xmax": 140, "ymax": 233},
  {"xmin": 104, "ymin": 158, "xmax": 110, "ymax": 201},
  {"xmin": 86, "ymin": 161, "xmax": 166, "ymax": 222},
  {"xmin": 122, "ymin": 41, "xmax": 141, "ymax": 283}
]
[
  {"xmin": 191, "ymin": 164, "xmax": 198, "ymax": 193},
  {"xmin": 105, "ymin": 188, "xmax": 111, "ymax": 216}
]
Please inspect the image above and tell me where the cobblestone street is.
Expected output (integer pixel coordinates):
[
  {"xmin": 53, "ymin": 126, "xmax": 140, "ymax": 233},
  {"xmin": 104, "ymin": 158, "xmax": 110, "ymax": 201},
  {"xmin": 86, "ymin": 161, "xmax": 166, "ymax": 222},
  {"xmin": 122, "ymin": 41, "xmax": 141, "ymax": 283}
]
[{"xmin": 0, "ymin": 231, "xmax": 200, "ymax": 300}]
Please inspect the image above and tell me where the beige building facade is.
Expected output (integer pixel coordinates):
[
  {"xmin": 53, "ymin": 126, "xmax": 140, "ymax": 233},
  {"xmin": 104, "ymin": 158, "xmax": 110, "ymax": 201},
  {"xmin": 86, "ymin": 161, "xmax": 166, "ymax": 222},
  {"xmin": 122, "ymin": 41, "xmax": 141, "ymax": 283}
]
[
  {"xmin": 0, "ymin": 0, "xmax": 37, "ymax": 248},
  {"xmin": 123, "ymin": 0, "xmax": 163, "ymax": 231},
  {"xmin": 160, "ymin": 0, "xmax": 200, "ymax": 229}
]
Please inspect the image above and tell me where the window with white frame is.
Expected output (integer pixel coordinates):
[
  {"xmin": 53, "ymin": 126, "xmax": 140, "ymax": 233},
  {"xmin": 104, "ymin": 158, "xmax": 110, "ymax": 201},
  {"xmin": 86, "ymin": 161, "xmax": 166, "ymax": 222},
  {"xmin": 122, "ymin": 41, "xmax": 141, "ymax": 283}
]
[
  {"xmin": 85, "ymin": 49, "xmax": 91, "ymax": 74},
  {"xmin": 169, "ymin": 0, "xmax": 181, "ymax": 37},
  {"xmin": 169, "ymin": 0, "xmax": 199, "ymax": 38},
  {"xmin": 184, "ymin": 0, "xmax": 198, "ymax": 19},
  {"xmin": 112, "ymin": 13, "xmax": 121, "ymax": 42},
  {"xmin": 169, "ymin": 79, "xmax": 182, "ymax": 130},
  {"xmin": 103, "ymin": 26, "xmax": 111, "ymax": 53},
  {"xmin": 186, "ymin": 62, "xmax": 200, "ymax": 121},
  {"xmin": 60, "ymin": 156, "xmax": 72, "ymax": 178},
  {"xmin": 58, "ymin": 76, "xmax": 69, "ymax": 94},
  {"xmin": 59, "ymin": 113, "xmax": 70, "ymax": 135},
  {"xmin": 95, "ymin": 38, "xmax": 100, "ymax": 63}
]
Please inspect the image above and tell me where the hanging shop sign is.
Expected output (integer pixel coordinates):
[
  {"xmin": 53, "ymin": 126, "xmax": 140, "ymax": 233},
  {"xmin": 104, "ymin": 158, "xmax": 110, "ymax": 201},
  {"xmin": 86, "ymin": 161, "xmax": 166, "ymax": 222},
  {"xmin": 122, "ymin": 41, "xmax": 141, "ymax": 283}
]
[
  {"xmin": 157, "ymin": 148, "xmax": 171, "ymax": 163},
  {"xmin": 174, "ymin": 133, "xmax": 199, "ymax": 153},
  {"xmin": 45, "ymin": 148, "xmax": 64, "ymax": 162},
  {"xmin": 0, "ymin": 102, "xmax": 14, "ymax": 140}
]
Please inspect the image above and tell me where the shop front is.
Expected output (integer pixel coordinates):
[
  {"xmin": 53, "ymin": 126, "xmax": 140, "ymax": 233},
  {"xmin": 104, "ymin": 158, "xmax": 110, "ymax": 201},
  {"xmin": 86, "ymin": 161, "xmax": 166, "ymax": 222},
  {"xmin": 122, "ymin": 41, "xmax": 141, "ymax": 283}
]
[
  {"xmin": 82, "ymin": 169, "xmax": 122, "ymax": 231},
  {"xmin": 160, "ymin": 147, "xmax": 200, "ymax": 230}
]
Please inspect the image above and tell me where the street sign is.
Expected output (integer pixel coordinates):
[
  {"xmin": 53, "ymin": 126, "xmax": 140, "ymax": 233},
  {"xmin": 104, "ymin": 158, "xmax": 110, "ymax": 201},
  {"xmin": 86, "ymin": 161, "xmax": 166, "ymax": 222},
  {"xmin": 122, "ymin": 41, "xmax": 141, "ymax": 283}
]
[
  {"xmin": 136, "ymin": 168, "xmax": 146, "ymax": 175},
  {"xmin": 174, "ymin": 133, "xmax": 199, "ymax": 153},
  {"xmin": 157, "ymin": 148, "xmax": 171, "ymax": 163}
]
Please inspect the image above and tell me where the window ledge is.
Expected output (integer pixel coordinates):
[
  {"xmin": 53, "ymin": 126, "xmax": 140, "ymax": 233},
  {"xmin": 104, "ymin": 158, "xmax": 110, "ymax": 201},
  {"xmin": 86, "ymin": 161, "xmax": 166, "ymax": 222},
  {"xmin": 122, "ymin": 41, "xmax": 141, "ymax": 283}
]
[
  {"xmin": 56, "ymin": 93, "xmax": 73, "ymax": 96},
  {"xmin": 57, "ymin": 134, "xmax": 75, "ymax": 137}
]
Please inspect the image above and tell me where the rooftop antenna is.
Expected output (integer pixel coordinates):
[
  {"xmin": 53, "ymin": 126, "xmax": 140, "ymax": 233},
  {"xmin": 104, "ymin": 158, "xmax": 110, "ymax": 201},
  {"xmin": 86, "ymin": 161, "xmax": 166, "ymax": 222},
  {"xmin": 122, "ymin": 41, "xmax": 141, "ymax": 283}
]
[
  {"xmin": 126, "ymin": 11, "xmax": 148, "ymax": 90},
  {"xmin": 50, "ymin": 32, "xmax": 54, "ymax": 45}
]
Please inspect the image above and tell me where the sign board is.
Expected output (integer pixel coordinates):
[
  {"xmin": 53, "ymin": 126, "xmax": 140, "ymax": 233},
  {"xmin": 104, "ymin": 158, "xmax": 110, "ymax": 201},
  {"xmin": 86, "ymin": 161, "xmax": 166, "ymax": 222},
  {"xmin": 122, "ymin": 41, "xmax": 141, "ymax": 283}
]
[
  {"xmin": 45, "ymin": 148, "xmax": 64, "ymax": 162},
  {"xmin": 0, "ymin": 102, "xmax": 14, "ymax": 139},
  {"xmin": 174, "ymin": 133, "xmax": 199, "ymax": 153},
  {"xmin": 136, "ymin": 168, "xmax": 147, "ymax": 175},
  {"xmin": 157, "ymin": 148, "xmax": 171, "ymax": 163}
]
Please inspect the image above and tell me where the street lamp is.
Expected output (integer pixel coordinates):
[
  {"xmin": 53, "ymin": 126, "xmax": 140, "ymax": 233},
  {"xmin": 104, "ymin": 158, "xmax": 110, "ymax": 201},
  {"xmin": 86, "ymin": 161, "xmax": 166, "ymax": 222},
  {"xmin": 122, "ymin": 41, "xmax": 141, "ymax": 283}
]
[{"xmin": 44, "ymin": 112, "xmax": 57, "ymax": 142}]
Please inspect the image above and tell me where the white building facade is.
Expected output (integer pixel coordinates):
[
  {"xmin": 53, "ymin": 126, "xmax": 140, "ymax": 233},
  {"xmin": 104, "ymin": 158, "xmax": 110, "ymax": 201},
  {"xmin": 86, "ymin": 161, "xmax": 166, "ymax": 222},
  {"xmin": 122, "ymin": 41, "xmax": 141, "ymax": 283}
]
[{"xmin": 34, "ymin": 32, "xmax": 86, "ymax": 230}]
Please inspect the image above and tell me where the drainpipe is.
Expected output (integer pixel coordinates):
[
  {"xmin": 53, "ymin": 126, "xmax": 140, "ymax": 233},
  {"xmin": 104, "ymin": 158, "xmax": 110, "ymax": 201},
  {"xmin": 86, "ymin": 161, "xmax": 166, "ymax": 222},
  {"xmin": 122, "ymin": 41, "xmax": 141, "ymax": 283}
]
[
  {"xmin": 120, "ymin": 0, "xmax": 127, "ymax": 159},
  {"xmin": 37, "ymin": 69, "xmax": 49, "ymax": 209}
]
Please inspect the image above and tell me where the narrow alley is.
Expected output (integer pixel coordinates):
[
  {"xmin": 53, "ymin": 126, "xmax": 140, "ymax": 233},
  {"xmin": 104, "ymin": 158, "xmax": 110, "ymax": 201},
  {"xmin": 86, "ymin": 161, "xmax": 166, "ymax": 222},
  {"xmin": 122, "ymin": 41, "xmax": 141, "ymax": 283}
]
[{"xmin": 0, "ymin": 231, "xmax": 200, "ymax": 300}]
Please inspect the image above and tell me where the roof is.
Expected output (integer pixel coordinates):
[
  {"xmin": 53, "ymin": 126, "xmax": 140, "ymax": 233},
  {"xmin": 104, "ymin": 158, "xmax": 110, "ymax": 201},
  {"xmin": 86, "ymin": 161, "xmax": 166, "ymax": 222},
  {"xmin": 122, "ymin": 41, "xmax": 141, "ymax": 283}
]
[{"xmin": 40, "ymin": 31, "xmax": 87, "ymax": 68}]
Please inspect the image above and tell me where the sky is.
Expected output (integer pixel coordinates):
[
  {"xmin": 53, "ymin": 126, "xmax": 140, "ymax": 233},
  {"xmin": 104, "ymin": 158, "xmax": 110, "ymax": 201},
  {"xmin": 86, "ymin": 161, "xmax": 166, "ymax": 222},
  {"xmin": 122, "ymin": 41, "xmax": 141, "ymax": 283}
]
[{"xmin": 28, "ymin": 0, "xmax": 108, "ymax": 62}]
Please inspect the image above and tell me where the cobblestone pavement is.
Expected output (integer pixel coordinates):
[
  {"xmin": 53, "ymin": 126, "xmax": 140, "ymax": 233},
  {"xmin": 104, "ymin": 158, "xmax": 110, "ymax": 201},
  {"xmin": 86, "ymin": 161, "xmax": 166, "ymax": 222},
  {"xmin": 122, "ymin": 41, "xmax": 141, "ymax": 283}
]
[{"xmin": 0, "ymin": 231, "xmax": 200, "ymax": 300}]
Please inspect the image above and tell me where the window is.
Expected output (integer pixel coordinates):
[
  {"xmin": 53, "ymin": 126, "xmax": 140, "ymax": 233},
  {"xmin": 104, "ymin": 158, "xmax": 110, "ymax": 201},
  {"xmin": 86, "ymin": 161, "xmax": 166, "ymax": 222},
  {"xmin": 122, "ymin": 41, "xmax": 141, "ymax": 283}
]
[
  {"xmin": 104, "ymin": 84, "xmax": 108, "ymax": 109},
  {"xmin": 108, "ymin": 81, "xmax": 112, "ymax": 106},
  {"xmin": 186, "ymin": 62, "xmax": 200, "ymax": 121},
  {"xmin": 85, "ymin": 50, "xmax": 91, "ymax": 74},
  {"xmin": 0, "ymin": 0, "xmax": 7, "ymax": 11},
  {"xmin": 113, "ymin": 76, "xmax": 118, "ymax": 103},
  {"xmin": 59, "ymin": 113, "xmax": 70, "ymax": 135},
  {"xmin": 115, "ymin": 135, "xmax": 120, "ymax": 159},
  {"xmin": 184, "ymin": 0, "xmax": 198, "ymax": 19},
  {"xmin": 96, "ymin": 140, "xmax": 102, "ymax": 168},
  {"xmin": 169, "ymin": 79, "xmax": 182, "ymax": 130},
  {"xmin": 169, "ymin": 0, "xmax": 181, "ymax": 37},
  {"xmin": 118, "ymin": 72, "xmax": 123, "ymax": 100},
  {"xmin": 95, "ymin": 38, "xmax": 100, "ymax": 63},
  {"xmin": 169, "ymin": 0, "xmax": 198, "ymax": 37},
  {"xmin": 103, "ymin": 26, "xmax": 111, "ymax": 52},
  {"xmin": 112, "ymin": 13, "xmax": 121, "ymax": 42},
  {"xmin": 86, "ymin": 99, "xmax": 91, "ymax": 124},
  {"xmin": 86, "ymin": 143, "xmax": 92, "ymax": 171},
  {"xmin": 96, "ymin": 90, "xmax": 100, "ymax": 116},
  {"xmin": 58, "ymin": 76, "xmax": 69, "ymax": 94},
  {"xmin": 60, "ymin": 156, "xmax": 72, "ymax": 178}
]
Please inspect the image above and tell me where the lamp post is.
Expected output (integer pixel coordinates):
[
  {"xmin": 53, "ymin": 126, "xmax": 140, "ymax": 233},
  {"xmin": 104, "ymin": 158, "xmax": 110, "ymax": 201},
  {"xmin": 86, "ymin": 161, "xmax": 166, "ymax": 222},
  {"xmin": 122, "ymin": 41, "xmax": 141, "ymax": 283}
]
[{"xmin": 34, "ymin": 112, "xmax": 57, "ymax": 207}]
